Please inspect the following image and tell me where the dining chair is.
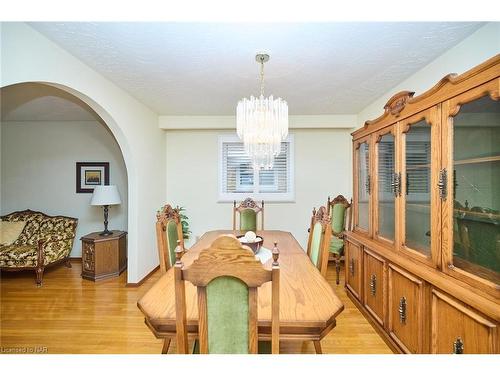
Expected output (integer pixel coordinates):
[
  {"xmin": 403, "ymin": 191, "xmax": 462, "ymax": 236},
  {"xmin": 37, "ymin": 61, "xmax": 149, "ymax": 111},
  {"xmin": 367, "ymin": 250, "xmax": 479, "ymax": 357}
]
[
  {"xmin": 326, "ymin": 195, "xmax": 352, "ymax": 285},
  {"xmin": 156, "ymin": 204, "xmax": 184, "ymax": 274},
  {"xmin": 155, "ymin": 204, "xmax": 185, "ymax": 354},
  {"xmin": 305, "ymin": 205, "xmax": 331, "ymax": 354},
  {"xmin": 306, "ymin": 206, "xmax": 332, "ymax": 278},
  {"xmin": 233, "ymin": 198, "xmax": 265, "ymax": 232},
  {"xmin": 174, "ymin": 235, "xmax": 280, "ymax": 354}
]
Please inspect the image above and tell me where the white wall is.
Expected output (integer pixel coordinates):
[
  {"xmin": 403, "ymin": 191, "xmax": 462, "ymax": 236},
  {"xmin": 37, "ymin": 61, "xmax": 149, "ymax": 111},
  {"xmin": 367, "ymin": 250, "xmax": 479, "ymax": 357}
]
[
  {"xmin": 165, "ymin": 128, "xmax": 353, "ymax": 250},
  {"xmin": 1, "ymin": 23, "xmax": 166, "ymax": 282},
  {"xmin": 358, "ymin": 22, "xmax": 500, "ymax": 126},
  {"xmin": 1, "ymin": 121, "xmax": 127, "ymax": 256},
  {"xmin": 160, "ymin": 114, "xmax": 357, "ymax": 130}
]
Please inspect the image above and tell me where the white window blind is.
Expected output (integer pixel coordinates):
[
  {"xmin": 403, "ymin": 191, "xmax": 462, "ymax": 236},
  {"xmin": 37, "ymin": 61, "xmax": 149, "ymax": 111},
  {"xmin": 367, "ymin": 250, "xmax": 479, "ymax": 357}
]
[
  {"xmin": 358, "ymin": 142, "xmax": 370, "ymax": 202},
  {"xmin": 378, "ymin": 139, "xmax": 395, "ymax": 195},
  {"xmin": 219, "ymin": 135, "xmax": 294, "ymax": 202},
  {"xmin": 406, "ymin": 141, "xmax": 431, "ymax": 195}
]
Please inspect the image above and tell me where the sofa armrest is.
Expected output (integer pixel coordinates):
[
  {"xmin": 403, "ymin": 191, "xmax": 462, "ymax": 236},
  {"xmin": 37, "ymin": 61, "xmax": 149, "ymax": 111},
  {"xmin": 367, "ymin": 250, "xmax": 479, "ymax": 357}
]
[{"xmin": 38, "ymin": 234, "xmax": 75, "ymax": 263}]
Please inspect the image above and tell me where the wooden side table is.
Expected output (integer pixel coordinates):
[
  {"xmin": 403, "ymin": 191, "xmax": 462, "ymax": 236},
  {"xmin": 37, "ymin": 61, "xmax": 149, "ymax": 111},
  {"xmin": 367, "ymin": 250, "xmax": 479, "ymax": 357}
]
[{"xmin": 81, "ymin": 231, "xmax": 127, "ymax": 281}]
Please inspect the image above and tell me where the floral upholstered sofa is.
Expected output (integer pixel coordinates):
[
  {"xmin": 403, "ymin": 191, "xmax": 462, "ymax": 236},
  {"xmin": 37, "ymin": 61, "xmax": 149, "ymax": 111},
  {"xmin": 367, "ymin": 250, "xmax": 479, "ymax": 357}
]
[{"xmin": 0, "ymin": 209, "xmax": 78, "ymax": 286}]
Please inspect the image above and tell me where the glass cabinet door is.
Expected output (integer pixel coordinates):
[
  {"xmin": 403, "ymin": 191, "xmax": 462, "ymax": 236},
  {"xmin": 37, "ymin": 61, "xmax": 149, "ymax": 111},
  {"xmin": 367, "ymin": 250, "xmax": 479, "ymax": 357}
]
[
  {"xmin": 400, "ymin": 107, "xmax": 440, "ymax": 266},
  {"xmin": 375, "ymin": 128, "xmax": 396, "ymax": 245},
  {"xmin": 354, "ymin": 137, "xmax": 371, "ymax": 235},
  {"xmin": 442, "ymin": 81, "xmax": 500, "ymax": 295}
]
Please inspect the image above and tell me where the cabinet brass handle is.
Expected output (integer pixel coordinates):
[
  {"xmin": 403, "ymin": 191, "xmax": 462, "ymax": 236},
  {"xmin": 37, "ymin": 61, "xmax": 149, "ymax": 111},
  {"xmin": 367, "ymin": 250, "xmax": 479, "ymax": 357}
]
[
  {"xmin": 398, "ymin": 296, "xmax": 407, "ymax": 325},
  {"xmin": 370, "ymin": 274, "xmax": 377, "ymax": 296},
  {"xmin": 390, "ymin": 173, "xmax": 397, "ymax": 195},
  {"xmin": 438, "ymin": 168, "xmax": 448, "ymax": 201},
  {"xmin": 453, "ymin": 337, "xmax": 464, "ymax": 354},
  {"xmin": 349, "ymin": 259, "xmax": 355, "ymax": 276},
  {"xmin": 391, "ymin": 172, "xmax": 401, "ymax": 197}
]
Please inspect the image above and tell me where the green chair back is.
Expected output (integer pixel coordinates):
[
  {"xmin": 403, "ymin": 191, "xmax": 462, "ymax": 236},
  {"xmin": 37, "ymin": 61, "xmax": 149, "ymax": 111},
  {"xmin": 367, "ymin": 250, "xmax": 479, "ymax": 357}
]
[
  {"xmin": 166, "ymin": 219, "xmax": 179, "ymax": 267},
  {"xmin": 331, "ymin": 203, "xmax": 346, "ymax": 234},
  {"xmin": 309, "ymin": 222, "xmax": 323, "ymax": 267},
  {"xmin": 240, "ymin": 208, "xmax": 257, "ymax": 232},
  {"xmin": 206, "ymin": 276, "xmax": 249, "ymax": 353}
]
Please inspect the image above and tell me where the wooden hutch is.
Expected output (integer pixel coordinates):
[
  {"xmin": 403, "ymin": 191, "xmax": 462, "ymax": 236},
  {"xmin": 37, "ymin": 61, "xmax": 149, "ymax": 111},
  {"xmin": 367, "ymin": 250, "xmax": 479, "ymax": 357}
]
[{"xmin": 345, "ymin": 55, "xmax": 500, "ymax": 354}]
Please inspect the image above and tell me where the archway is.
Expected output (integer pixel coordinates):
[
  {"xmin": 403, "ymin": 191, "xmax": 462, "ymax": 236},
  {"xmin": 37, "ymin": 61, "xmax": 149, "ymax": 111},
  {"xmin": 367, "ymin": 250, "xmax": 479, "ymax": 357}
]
[{"xmin": 1, "ymin": 81, "xmax": 136, "ymax": 279}]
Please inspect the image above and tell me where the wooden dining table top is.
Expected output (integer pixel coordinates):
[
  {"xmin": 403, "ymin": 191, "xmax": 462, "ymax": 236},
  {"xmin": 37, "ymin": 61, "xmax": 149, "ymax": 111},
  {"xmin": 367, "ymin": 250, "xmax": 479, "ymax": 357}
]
[{"xmin": 137, "ymin": 230, "xmax": 345, "ymax": 341}]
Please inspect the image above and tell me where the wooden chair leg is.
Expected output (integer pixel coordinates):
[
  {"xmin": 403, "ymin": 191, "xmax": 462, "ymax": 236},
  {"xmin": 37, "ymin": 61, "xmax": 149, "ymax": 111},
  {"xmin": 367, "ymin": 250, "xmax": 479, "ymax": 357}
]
[
  {"xmin": 335, "ymin": 257, "xmax": 340, "ymax": 285},
  {"xmin": 313, "ymin": 340, "xmax": 322, "ymax": 354},
  {"xmin": 161, "ymin": 338, "xmax": 171, "ymax": 354},
  {"xmin": 65, "ymin": 259, "xmax": 72, "ymax": 268},
  {"xmin": 35, "ymin": 267, "xmax": 44, "ymax": 287}
]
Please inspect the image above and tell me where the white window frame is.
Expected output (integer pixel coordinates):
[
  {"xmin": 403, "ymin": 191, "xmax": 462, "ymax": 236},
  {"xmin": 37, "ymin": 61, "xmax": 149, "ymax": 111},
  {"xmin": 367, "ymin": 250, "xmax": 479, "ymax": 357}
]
[{"xmin": 218, "ymin": 134, "xmax": 295, "ymax": 202}]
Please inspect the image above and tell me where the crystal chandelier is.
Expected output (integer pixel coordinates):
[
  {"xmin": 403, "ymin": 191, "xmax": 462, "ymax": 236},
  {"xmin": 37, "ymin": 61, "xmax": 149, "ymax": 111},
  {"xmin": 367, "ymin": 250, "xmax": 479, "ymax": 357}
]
[{"xmin": 236, "ymin": 54, "xmax": 288, "ymax": 170}]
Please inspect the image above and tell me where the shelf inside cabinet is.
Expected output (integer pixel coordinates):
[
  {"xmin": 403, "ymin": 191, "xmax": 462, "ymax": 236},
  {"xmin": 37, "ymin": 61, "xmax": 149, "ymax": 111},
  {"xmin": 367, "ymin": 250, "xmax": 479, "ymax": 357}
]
[
  {"xmin": 454, "ymin": 155, "xmax": 500, "ymax": 166},
  {"xmin": 453, "ymin": 257, "xmax": 500, "ymax": 285},
  {"xmin": 405, "ymin": 155, "xmax": 500, "ymax": 170}
]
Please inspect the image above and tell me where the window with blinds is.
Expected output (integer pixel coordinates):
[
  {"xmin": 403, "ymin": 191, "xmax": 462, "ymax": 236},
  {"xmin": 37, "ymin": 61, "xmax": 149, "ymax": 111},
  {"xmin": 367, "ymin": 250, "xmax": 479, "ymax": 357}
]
[
  {"xmin": 378, "ymin": 135, "xmax": 431, "ymax": 199},
  {"xmin": 219, "ymin": 135, "xmax": 294, "ymax": 201},
  {"xmin": 405, "ymin": 122, "xmax": 431, "ymax": 201},
  {"xmin": 378, "ymin": 140, "xmax": 395, "ymax": 195},
  {"xmin": 406, "ymin": 141, "xmax": 431, "ymax": 194}
]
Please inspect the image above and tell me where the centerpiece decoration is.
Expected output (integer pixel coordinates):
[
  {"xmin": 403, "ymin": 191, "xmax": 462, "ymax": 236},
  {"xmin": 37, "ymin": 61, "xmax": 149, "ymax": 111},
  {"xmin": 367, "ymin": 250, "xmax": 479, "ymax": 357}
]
[{"xmin": 237, "ymin": 230, "xmax": 264, "ymax": 254}]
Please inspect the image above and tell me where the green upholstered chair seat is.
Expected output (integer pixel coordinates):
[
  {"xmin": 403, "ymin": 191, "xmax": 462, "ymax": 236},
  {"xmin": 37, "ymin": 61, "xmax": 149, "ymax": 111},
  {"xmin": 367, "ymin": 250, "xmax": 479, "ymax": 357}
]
[
  {"xmin": 329, "ymin": 237, "xmax": 345, "ymax": 255},
  {"xmin": 240, "ymin": 209, "xmax": 257, "ymax": 232}
]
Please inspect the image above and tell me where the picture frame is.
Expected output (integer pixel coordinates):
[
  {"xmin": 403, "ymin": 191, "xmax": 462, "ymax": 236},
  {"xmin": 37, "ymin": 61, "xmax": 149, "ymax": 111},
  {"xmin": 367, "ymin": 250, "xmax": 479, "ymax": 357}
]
[{"xmin": 76, "ymin": 162, "xmax": 110, "ymax": 193}]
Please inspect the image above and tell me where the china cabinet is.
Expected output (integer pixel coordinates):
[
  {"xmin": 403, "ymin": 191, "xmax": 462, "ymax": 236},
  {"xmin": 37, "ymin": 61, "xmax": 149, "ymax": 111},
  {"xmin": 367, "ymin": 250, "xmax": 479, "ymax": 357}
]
[{"xmin": 345, "ymin": 55, "xmax": 500, "ymax": 354}]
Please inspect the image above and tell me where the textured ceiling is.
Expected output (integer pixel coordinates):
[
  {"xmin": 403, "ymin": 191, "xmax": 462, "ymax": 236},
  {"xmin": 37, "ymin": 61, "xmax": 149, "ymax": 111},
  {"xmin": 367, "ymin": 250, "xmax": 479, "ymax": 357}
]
[
  {"xmin": 1, "ymin": 83, "xmax": 100, "ymax": 121},
  {"xmin": 29, "ymin": 22, "xmax": 485, "ymax": 115}
]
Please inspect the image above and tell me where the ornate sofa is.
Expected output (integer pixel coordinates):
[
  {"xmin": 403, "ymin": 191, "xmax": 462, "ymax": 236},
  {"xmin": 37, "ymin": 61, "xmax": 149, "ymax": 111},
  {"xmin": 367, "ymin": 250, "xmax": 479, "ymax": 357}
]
[{"xmin": 0, "ymin": 209, "xmax": 78, "ymax": 286}]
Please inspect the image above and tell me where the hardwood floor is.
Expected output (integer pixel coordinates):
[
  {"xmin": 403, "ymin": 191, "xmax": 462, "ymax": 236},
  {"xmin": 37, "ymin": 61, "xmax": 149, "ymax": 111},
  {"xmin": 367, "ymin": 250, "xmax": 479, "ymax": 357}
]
[{"xmin": 0, "ymin": 260, "xmax": 393, "ymax": 354}]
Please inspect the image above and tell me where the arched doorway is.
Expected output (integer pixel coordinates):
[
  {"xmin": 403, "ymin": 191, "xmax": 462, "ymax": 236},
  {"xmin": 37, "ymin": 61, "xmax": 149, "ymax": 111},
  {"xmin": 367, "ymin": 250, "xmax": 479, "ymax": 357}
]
[{"xmin": 1, "ymin": 82, "xmax": 133, "ymax": 277}]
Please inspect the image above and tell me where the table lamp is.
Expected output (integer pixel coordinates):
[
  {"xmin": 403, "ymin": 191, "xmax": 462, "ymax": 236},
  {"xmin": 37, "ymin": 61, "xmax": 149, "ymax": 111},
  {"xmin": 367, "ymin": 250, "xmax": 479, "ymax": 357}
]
[{"xmin": 90, "ymin": 185, "xmax": 122, "ymax": 236}]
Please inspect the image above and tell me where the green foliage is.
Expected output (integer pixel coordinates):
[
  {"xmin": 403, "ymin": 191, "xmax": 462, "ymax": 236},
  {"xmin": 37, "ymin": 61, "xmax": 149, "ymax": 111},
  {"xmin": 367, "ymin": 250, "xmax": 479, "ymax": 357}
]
[{"xmin": 176, "ymin": 206, "xmax": 191, "ymax": 240}]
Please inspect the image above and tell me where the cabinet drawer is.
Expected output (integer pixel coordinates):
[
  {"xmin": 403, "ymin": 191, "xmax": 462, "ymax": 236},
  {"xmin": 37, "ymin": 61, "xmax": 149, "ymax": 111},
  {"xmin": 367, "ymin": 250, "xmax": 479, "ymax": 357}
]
[
  {"xmin": 345, "ymin": 240, "xmax": 362, "ymax": 300},
  {"xmin": 431, "ymin": 289, "xmax": 498, "ymax": 353},
  {"xmin": 363, "ymin": 249, "xmax": 386, "ymax": 326},
  {"xmin": 388, "ymin": 264, "xmax": 424, "ymax": 353}
]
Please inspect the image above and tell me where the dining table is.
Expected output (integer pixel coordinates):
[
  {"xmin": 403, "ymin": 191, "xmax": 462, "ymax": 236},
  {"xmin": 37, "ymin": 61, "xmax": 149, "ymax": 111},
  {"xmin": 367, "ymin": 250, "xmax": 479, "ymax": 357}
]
[{"xmin": 137, "ymin": 230, "xmax": 344, "ymax": 344}]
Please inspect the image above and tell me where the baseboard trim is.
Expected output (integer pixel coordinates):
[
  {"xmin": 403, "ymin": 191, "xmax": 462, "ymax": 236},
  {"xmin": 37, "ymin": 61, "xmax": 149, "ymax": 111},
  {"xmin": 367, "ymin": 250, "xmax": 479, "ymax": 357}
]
[
  {"xmin": 126, "ymin": 265, "xmax": 160, "ymax": 287},
  {"xmin": 69, "ymin": 257, "xmax": 82, "ymax": 262}
]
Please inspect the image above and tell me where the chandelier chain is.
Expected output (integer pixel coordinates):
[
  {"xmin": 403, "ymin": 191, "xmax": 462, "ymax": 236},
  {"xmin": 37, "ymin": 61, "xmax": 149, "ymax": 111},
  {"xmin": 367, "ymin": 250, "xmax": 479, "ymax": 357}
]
[{"xmin": 259, "ymin": 58, "xmax": 265, "ymax": 96}]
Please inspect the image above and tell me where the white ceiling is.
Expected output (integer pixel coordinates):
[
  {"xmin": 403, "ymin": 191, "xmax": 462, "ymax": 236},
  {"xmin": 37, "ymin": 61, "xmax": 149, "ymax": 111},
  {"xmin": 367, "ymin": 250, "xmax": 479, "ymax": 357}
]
[
  {"xmin": 28, "ymin": 22, "xmax": 485, "ymax": 115},
  {"xmin": 1, "ymin": 83, "xmax": 100, "ymax": 121}
]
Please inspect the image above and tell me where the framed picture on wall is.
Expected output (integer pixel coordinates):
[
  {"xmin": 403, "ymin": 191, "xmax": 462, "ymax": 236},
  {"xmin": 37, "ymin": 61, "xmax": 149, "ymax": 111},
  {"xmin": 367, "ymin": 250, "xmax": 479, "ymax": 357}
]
[{"xmin": 76, "ymin": 162, "xmax": 110, "ymax": 193}]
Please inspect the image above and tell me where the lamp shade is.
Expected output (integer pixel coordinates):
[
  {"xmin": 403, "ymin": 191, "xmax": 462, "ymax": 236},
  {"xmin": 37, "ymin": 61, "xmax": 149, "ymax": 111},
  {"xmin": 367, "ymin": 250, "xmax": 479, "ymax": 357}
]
[{"xmin": 90, "ymin": 185, "xmax": 122, "ymax": 206}]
